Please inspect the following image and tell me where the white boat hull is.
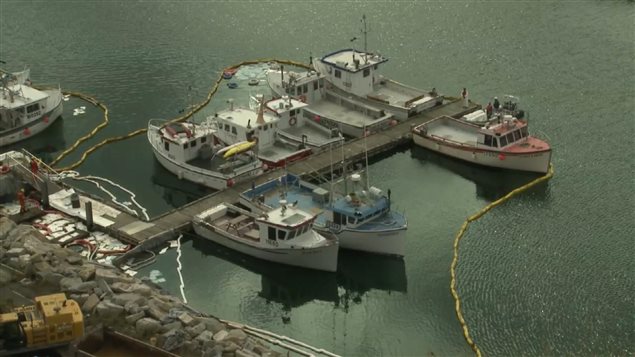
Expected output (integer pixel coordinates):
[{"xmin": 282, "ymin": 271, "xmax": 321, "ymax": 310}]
[
  {"xmin": 0, "ymin": 92, "xmax": 63, "ymax": 147},
  {"xmin": 317, "ymin": 226, "xmax": 406, "ymax": 257},
  {"xmin": 413, "ymin": 134, "xmax": 551, "ymax": 173},
  {"xmin": 193, "ymin": 222, "xmax": 339, "ymax": 272}
]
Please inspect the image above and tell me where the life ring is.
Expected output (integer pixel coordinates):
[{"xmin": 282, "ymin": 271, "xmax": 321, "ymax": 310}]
[
  {"xmin": 0, "ymin": 165, "xmax": 11, "ymax": 175},
  {"xmin": 289, "ymin": 116, "xmax": 297, "ymax": 126},
  {"xmin": 299, "ymin": 95, "xmax": 307, "ymax": 103}
]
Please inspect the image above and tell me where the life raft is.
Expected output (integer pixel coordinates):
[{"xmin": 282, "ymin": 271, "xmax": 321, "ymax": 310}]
[{"xmin": 289, "ymin": 116, "xmax": 297, "ymax": 126}]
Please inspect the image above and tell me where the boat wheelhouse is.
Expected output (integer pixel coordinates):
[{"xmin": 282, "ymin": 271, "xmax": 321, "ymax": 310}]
[
  {"xmin": 266, "ymin": 69, "xmax": 396, "ymax": 138},
  {"xmin": 208, "ymin": 99, "xmax": 312, "ymax": 168},
  {"xmin": 412, "ymin": 115, "xmax": 551, "ymax": 173},
  {"xmin": 192, "ymin": 202, "xmax": 339, "ymax": 272},
  {"xmin": 311, "ymin": 48, "xmax": 442, "ymax": 120},
  {"xmin": 239, "ymin": 173, "xmax": 408, "ymax": 257},
  {"xmin": 0, "ymin": 69, "xmax": 63, "ymax": 146},
  {"xmin": 147, "ymin": 119, "xmax": 262, "ymax": 190}
]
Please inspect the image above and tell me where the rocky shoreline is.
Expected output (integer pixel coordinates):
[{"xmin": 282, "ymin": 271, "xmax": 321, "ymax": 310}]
[{"xmin": 0, "ymin": 217, "xmax": 285, "ymax": 357}]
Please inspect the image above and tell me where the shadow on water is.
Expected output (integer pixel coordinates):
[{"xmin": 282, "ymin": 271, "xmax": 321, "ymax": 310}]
[
  {"xmin": 190, "ymin": 236, "xmax": 407, "ymax": 311},
  {"xmin": 410, "ymin": 145, "xmax": 549, "ymax": 201},
  {"xmin": 3, "ymin": 117, "xmax": 67, "ymax": 163},
  {"xmin": 150, "ymin": 159, "xmax": 216, "ymax": 209}
]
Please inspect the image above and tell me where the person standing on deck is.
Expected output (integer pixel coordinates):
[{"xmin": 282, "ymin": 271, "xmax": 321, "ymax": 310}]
[
  {"xmin": 486, "ymin": 102, "xmax": 493, "ymax": 118},
  {"xmin": 17, "ymin": 189, "xmax": 26, "ymax": 213},
  {"xmin": 493, "ymin": 96, "xmax": 501, "ymax": 111},
  {"xmin": 461, "ymin": 88, "xmax": 469, "ymax": 108}
]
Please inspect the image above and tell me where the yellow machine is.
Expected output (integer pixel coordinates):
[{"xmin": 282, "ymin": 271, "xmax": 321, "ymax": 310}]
[{"xmin": 0, "ymin": 293, "xmax": 84, "ymax": 352}]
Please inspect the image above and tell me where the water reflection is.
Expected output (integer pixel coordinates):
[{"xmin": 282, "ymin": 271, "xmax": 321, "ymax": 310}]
[
  {"xmin": 191, "ymin": 237, "xmax": 407, "ymax": 311},
  {"xmin": 3, "ymin": 117, "xmax": 67, "ymax": 163},
  {"xmin": 410, "ymin": 146, "xmax": 548, "ymax": 201},
  {"xmin": 150, "ymin": 160, "xmax": 215, "ymax": 209}
]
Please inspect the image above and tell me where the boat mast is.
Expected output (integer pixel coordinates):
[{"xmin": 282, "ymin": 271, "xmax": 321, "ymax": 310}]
[
  {"xmin": 341, "ymin": 134, "xmax": 347, "ymax": 194},
  {"xmin": 364, "ymin": 125, "xmax": 370, "ymax": 190},
  {"xmin": 329, "ymin": 141, "xmax": 334, "ymax": 205},
  {"xmin": 361, "ymin": 14, "xmax": 369, "ymax": 64}
]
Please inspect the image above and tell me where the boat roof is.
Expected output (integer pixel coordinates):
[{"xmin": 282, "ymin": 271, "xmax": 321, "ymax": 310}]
[
  {"xmin": 158, "ymin": 121, "xmax": 215, "ymax": 144},
  {"xmin": 1, "ymin": 84, "xmax": 48, "ymax": 109},
  {"xmin": 330, "ymin": 193, "xmax": 389, "ymax": 217},
  {"xmin": 270, "ymin": 69, "xmax": 323, "ymax": 86},
  {"xmin": 483, "ymin": 118, "xmax": 528, "ymax": 135},
  {"xmin": 266, "ymin": 97, "xmax": 309, "ymax": 114},
  {"xmin": 319, "ymin": 49, "xmax": 388, "ymax": 73},
  {"xmin": 216, "ymin": 107, "xmax": 277, "ymax": 128},
  {"xmin": 260, "ymin": 204, "xmax": 314, "ymax": 227}
]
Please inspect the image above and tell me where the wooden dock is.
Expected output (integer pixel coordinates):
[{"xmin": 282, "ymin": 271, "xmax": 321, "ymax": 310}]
[{"xmin": 9, "ymin": 98, "xmax": 478, "ymax": 248}]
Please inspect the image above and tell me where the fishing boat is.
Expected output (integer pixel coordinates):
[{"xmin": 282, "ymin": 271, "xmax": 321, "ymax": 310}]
[
  {"xmin": 411, "ymin": 113, "xmax": 552, "ymax": 173},
  {"xmin": 308, "ymin": 16, "xmax": 442, "ymax": 121},
  {"xmin": 240, "ymin": 172, "xmax": 407, "ymax": 257},
  {"xmin": 266, "ymin": 67, "xmax": 396, "ymax": 138},
  {"xmin": 249, "ymin": 94, "xmax": 343, "ymax": 150},
  {"xmin": 147, "ymin": 119, "xmax": 263, "ymax": 190},
  {"xmin": 207, "ymin": 98, "xmax": 312, "ymax": 168},
  {"xmin": 192, "ymin": 201, "xmax": 339, "ymax": 272},
  {"xmin": 0, "ymin": 68, "xmax": 63, "ymax": 146}
]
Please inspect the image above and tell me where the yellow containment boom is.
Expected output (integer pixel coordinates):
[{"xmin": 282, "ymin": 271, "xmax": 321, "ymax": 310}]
[{"xmin": 223, "ymin": 141, "xmax": 256, "ymax": 159}]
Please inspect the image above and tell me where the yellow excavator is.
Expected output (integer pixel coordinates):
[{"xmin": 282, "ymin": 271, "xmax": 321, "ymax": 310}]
[{"xmin": 0, "ymin": 293, "xmax": 84, "ymax": 354}]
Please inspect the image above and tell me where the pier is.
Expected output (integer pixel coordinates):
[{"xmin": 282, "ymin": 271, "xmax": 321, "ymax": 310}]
[{"xmin": 7, "ymin": 98, "xmax": 478, "ymax": 250}]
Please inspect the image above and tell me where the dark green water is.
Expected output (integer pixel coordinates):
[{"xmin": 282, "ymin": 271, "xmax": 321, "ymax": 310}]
[{"xmin": 1, "ymin": 2, "xmax": 633, "ymax": 356}]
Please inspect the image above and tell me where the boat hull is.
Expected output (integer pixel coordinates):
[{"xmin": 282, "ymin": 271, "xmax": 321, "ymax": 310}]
[
  {"xmin": 0, "ymin": 91, "xmax": 63, "ymax": 147},
  {"xmin": 413, "ymin": 133, "xmax": 551, "ymax": 173},
  {"xmin": 317, "ymin": 226, "xmax": 406, "ymax": 257},
  {"xmin": 193, "ymin": 222, "xmax": 339, "ymax": 272}
]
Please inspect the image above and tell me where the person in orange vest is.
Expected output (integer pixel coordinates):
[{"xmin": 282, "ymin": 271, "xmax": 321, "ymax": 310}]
[
  {"xmin": 17, "ymin": 189, "xmax": 26, "ymax": 213},
  {"xmin": 30, "ymin": 158, "xmax": 39, "ymax": 174}
]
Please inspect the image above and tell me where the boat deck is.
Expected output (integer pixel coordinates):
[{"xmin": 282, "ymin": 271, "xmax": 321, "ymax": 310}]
[
  {"xmin": 187, "ymin": 154, "xmax": 255, "ymax": 173},
  {"xmin": 370, "ymin": 83, "xmax": 428, "ymax": 107},
  {"xmin": 259, "ymin": 140, "xmax": 305, "ymax": 163},
  {"xmin": 307, "ymin": 99, "xmax": 386, "ymax": 129},
  {"xmin": 427, "ymin": 123, "xmax": 478, "ymax": 146},
  {"xmin": 278, "ymin": 122, "xmax": 338, "ymax": 147}
]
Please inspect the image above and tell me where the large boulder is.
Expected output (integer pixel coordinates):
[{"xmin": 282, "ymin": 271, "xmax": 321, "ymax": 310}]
[
  {"xmin": 185, "ymin": 322, "xmax": 206, "ymax": 338},
  {"xmin": 82, "ymin": 294, "xmax": 101, "ymax": 313},
  {"xmin": 135, "ymin": 317, "xmax": 161, "ymax": 337},
  {"xmin": 0, "ymin": 217, "xmax": 16, "ymax": 241},
  {"xmin": 59, "ymin": 276, "xmax": 83, "ymax": 292},
  {"xmin": 0, "ymin": 269, "xmax": 12, "ymax": 285},
  {"xmin": 225, "ymin": 329, "xmax": 247, "ymax": 345},
  {"xmin": 160, "ymin": 328, "xmax": 187, "ymax": 352},
  {"xmin": 112, "ymin": 293, "xmax": 146, "ymax": 307},
  {"xmin": 95, "ymin": 268, "xmax": 132, "ymax": 284},
  {"xmin": 94, "ymin": 300, "xmax": 124, "ymax": 322},
  {"xmin": 68, "ymin": 281, "xmax": 97, "ymax": 294},
  {"xmin": 110, "ymin": 282, "xmax": 152, "ymax": 296},
  {"xmin": 200, "ymin": 317, "xmax": 225, "ymax": 334}
]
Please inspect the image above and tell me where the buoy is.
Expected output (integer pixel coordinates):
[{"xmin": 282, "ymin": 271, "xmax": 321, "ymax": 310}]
[
  {"xmin": 227, "ymin": 82, "xmax": 238, "ymax": 89},
  {"xmin": 0, "ymin": 165, "xmax": 10, "ymax": 174},
  {"xmin": 226, "ymin": 178, "xmax": 235, "ymax": 187},
  {"xmin": 389, "ymin": 119, "xmax": 398, "ymax": 126},
  {"xmin": 43, "ymin": 116, "xmax": 49, "ymax": 124},
  {"xmin": 498, "ymin": 153, "xmax": 506, "ymax": 161},
  {"xmin": 23, "ymin": 127, "xmax": 31, "ymax": 136},
  {"xmin": 314, "ymin": 115, "xmax": 321, "ymax": 122}
]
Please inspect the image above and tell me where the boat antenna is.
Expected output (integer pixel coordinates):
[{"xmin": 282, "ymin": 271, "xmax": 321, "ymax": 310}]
[
  {"xmin": 364, "ymin": 125, "xmax": 370, "ymax": 190},
  {"xmin": 360, "ymin": 14, "xmax": 370, "ymax": 63},
  {"xmin": 188, "ymin": 85, "xmax": 196, "ymax": 136},
  {"xmin": 341, "ymin": 132, "xmax": 347, "ymax": 194},
  {"xmin": 329, "ymin": 140, "xmax": 334, "ymax": 205}
]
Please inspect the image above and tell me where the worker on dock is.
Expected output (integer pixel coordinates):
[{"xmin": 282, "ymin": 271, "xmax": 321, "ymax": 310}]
[
  {"xmin": 18, "ymin": 188, "xmax": 26, "ymax": 213},
  {"xmin": 461, "ymin": 88, "xmax": 469, "ymax": 108}
]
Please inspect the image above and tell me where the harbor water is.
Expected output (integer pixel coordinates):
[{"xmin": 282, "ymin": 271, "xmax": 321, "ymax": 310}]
[{"xmin": 1, "ymin": 1, "xmax": 633, "ymax": 356}]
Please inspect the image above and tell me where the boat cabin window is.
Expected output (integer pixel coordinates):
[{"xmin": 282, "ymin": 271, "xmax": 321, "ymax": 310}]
[
  {"xmin": 201, "ymin": 136, "xmax": 207, "ymax": 143},
  {"xmin": 505, "ymin": 133, "xmax": 515, "ymax": 144},
  {"xmin": 164, "ymin": 141, "xmax": 170, "ymax": 151},
  {"xmin": 334, "ymin": 70, "xmax": 341, "ymax": 79},
  {"xmin": 290, "ymin": 109, "xmax": 296, "ymax": 116},
  {"xmin": 303, "ymin": 84, "xmax": 308, "ymax": 93},
  {"xmin": 313, "ymin": 81, "xmax": 318, "ymax": 90},
  {"xmin": 512, "ymin": 130, "xmax": 521, "ymax": 141},
  {"xmin": 484, "ymin": 135, "xmax": 493, "ymax": 147},
  {"xmin": 277, "ymin": 230, "xmax": 287, "ymax": 240},
  {"xmin": 347, "ymin": 216, "xmax": 356, "ymax": 225},
  {"xmin": 319, "ymin": 79, "xmax": 324, "ymax": 88},
  {"xmin": 26, "ymin": 103, "xmax": 40, "ymax": 113},
  {"xmin": 520, "ymin": 126, "xmax": 528, "ymax": 138},
  {"xmin": 333, "ymin": 212, "xmax": 345, "ymax": 225},
  {"xmin": 500, "ymin": 135, "xmax": 508, "ymax": 147},
  {"xmin": 290, "ymin": 87, "xmax": 296, "ymax": 95},
  {"xmin": 232, "ymin": 126, "xmax": 237, "ymax": 135},
  {"xmin": 183, "ymin": 143, "xmax": 189, "ymax": 149},
  {"xmin": 363, "ymin": 68, "xmax": 370, "ymax": 77},
  {"xmin": 373, "ymin": 64, "xmax": 378, "ymax": 70},
  {"xmin": 268, "ymin": 226, "xmax": 276, "ymax": 240},
  {"xmin": 287, "ymin": 230, "xmax": 297, "ymax": 240},
  {"xmin": 224, "ymin": 124, "xmax": 230, "ymax": 132},
  {"xmin": 492, "ymin": 138, "xmax": 498, "ymax": 147},
  {"xmin": 263, "ymin": 124, "xmax": 268, "ymax": 131},
  {"xmin": 191, "ymin": 139, "xmax": 197, "ymax": 147}
]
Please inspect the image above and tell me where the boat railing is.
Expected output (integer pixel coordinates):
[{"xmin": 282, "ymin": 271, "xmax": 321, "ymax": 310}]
[{"xmin": 428, "ymin": 134, "xmax": 478, "ymax": 149}]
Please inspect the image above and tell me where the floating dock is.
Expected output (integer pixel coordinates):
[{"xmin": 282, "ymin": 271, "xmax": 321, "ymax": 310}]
[{"xmin": 7, "ymin": 98, "xmax": 478, "ymax": 250}]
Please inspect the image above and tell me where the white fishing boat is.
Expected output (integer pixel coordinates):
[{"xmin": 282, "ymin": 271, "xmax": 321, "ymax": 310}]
[
  {"xmin": 266, "ymin": 67, "xmax": 396, "ymax": 138},
  {"xmin": 309, "ymin": 16, "xmax": 442, "ymax": 121},
  {"xmin": 0, "ymin": 68, "xmax": 63, "ymax": 146},
  {"xmin": 207, "ymin": 98, "xmax": 312, "ymax": 168},
  {"xmin": 192, "ymin": 201, "xmax": 339, "ymax": 272},
  {"xmin": 251, "ymin": 94, "xmax": 342, "ymax": 149},
  {"xmin": 412, "ymin": 114, "xmax": 552, "ymax": 173},
  {"xmin": 147, "ymin": 119, "xmax": 263, "ymax": 190}
]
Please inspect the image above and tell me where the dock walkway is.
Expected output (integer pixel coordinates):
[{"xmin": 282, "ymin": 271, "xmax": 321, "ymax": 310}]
[{"xmin": 8, "ymin": 98, "xmax": 478, "ymax": 246}]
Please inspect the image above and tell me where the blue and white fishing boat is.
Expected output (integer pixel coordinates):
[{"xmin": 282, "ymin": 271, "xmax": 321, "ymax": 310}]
[{"xmin": 239, "ymin": 172, "xmax": 407, "ymax": 257}]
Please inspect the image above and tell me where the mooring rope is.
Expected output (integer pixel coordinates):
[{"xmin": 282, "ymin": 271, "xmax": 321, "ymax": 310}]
[
  {"xmin": 175, "ymin": 234, "xmax": 187, "ymax": 304},
  {"xmin": 450, "ymin": 163, "xmax": 555, "ymax": 356}
]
